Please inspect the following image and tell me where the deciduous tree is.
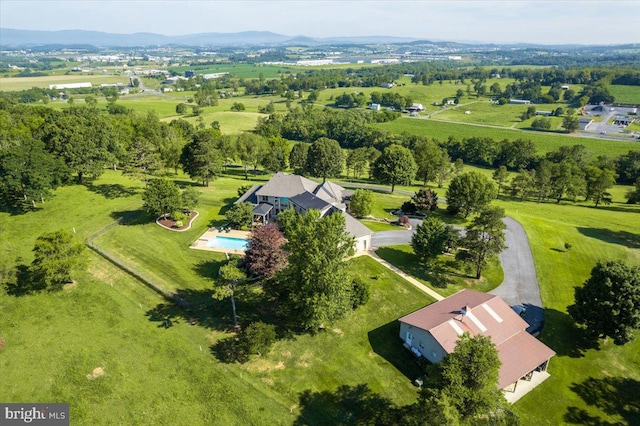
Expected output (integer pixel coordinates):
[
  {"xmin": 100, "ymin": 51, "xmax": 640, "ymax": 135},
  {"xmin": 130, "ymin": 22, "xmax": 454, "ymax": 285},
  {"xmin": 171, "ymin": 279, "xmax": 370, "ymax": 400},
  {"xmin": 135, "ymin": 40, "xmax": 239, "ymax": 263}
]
[
  {"xmin": 245, "ymin": 223, "xmax": 287, "ymax": 278},
  {"xmin": 225, "ymin": 202, "xmax": 254, "ymax": 229},
  {"xmin": 214, "ymin": 260, "xmax": 247, "ymax": 328},
  {"xmin": 142, "ymin": 179, "xmax": 182, "ymax": 218},
  {"xmin": 180, "ymin": 129, "xmax": 223, "ymax": 186},
  {"xmin": 372, "ymin": 144, "xmax": 417, "ymax": 192},
  {"xmin": 412, "ymin": 217, "xmax": 457, "ymax": 264},
  {"xmin": 568, "ymin": 260, "xmax": 640, "ymax": 345},
  {"xmin": 492, "ymin": 166, "xmax": 509, "ymax": 198},
  {"xmin": 276, "ymin": 210, "xmax": 354, "ymax": 330},
  {"xmin": 411, "ymin": 188, "xmax": 438, "ymax": 212},
  {"xmin": 349, "ymin": 189, "xmax": 373, "ymax": 217},
  {"xmin": 584, "ymin": 165, "xmax": 617, "ymax": 207},
  {"xmin": 456, "ymin": 206, "xmax": 506, "ymax": 279},
  {"xmin": 446, "ymin": 171, "xmax": 498, "ymax": 217},
  {"xmin": 26, "ymin": 230, "xmax": 84, "ymax": 292},
  {"xmin": 306, "ymin": 137, "xmax": 344, "ymax": 182}
]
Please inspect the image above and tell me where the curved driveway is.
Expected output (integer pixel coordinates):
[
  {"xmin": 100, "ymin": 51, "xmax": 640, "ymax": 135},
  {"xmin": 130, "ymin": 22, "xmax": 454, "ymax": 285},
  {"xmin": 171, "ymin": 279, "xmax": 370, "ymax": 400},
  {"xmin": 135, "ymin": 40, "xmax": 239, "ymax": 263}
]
[{"xmin": 342, "ymin": 182, "xmax": 544, "ymax": 330}]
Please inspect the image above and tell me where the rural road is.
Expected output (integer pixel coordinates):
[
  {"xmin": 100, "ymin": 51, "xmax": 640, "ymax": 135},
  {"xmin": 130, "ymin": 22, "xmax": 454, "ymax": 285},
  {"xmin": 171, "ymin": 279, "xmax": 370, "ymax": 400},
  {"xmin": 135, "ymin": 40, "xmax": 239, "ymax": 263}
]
[{"xmin": 344, "ymin": 182, "xmax": 545, "ymax": 332}]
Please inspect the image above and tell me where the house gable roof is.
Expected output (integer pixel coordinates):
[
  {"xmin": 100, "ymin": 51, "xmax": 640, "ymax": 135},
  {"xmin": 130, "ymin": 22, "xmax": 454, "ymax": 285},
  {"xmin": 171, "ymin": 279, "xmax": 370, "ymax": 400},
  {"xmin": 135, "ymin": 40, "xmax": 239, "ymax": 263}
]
[
  {"xmin": 255, "ymin": 172, "xmax": 317, "ymax": 198},
  {"xmin": 290, "ymin": 192, "xmax": 333, "ymax": 212},
  {"xmin": 399, "ymin": 289, "xmax": 555, "ymax": 389}
]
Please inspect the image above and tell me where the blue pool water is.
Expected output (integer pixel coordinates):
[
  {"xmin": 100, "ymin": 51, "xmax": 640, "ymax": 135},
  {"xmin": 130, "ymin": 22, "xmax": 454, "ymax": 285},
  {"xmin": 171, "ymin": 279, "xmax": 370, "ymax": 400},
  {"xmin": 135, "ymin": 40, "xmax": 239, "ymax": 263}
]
[{"xmin": 206, "ymin": 236, "xmax": 249, "ymax": 251}]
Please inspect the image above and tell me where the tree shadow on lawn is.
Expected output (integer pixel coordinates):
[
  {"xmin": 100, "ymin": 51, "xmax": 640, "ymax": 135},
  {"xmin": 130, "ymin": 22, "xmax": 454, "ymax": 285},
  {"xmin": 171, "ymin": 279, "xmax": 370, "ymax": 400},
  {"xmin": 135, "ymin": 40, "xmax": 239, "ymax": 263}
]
[
  {"xmin": 84, "ymin": 182, "xmax": 138, "ymax": 199},
  {"xmin": 146, "ymin": 284, "xmax": 271, "ymax": 332},
  {"xmin": 109, "ymin": 209, "xmax": 153, "ymax": 226},
  {"xmin": 375, "ymin": 247, "xmax": 457, "ymax": 289},
  {"xmin": 367, "ymin": 321, "xmax": 423, "ymax": 382},
  {"xmin": 294, "ymin": 383, "xmax": 407, "ymax": 426},
  {"xmin": 564, "ymin": 377, "xmax": 640, "ymax": 425},
  {"xmin": 539, "ymin": 308, "xmax": 599, "ymax": 359},
  {"xmin": 577, "ymin": 227, "xmax": 640, "ymax": 249}
]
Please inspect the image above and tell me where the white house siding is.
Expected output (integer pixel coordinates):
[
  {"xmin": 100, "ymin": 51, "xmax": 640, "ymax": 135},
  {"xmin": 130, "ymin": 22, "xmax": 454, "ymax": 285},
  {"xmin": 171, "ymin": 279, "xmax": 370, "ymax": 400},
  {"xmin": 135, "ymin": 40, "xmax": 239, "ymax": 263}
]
[
  {"xmin": 399, "ymin": 322, "xmax": 447, "ymax": 363},
  {"xmin": 354, "ymin": 234, "xmax": 371, "ymax": 253}
]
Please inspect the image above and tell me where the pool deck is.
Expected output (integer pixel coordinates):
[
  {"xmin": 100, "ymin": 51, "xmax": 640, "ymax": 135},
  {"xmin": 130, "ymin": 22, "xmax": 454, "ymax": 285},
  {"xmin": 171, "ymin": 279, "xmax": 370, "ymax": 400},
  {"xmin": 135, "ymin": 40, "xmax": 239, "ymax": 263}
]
[{"xmin": 190, "ymin": 228, "xmax": 251, "ymax": 255}]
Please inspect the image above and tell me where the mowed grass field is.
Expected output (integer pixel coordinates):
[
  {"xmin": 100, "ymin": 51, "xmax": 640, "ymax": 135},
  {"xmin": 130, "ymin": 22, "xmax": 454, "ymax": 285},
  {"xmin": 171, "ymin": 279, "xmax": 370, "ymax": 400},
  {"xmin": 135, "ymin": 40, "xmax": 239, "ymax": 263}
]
[
  {"xmin": 0, "ymin": 74, "xmax": 130, "ymax": 91},
  {"xmin": 377, "ymin": 117, "xmax": 640, "ymax": 156},
  {"xmin": 0, "ymin": 169, "xmax": 433, "ymax": 424},
  {"xmin": 609, "ymin": 84, "xmax": 640, "ymax": 105}
]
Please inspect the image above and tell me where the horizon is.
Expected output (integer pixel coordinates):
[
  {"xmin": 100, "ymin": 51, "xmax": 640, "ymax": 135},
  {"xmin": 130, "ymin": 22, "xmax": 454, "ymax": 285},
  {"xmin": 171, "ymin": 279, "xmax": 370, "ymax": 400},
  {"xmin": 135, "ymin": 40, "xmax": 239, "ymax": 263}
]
[{"xmin": 1, "ymin": 1, "xmax": 640, "ymax": 45}]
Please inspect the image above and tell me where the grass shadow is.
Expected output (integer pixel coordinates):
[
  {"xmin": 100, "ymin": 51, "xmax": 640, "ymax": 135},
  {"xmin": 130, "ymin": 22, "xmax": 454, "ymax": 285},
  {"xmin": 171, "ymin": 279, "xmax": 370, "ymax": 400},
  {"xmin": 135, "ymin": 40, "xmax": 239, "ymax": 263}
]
[
  {"xmin": 84, "ymin": 182, "xmax": 138, "ymax": 199},
  {"xmin": 565, "ymin": 377, "xmax": 640, "ymax": 425},
  {"xmin": 577, "ymin": 227, "xmax": 640, "ymax": 249},
  {"xmin": 109, "ymin": 209, "xmax": 152, "ymax": 225},
  {"xmin": 367, "ymin": 320, "xmax": 423, "ymax": 381},
  {"xmin": 538, "ymin": 308, "xmax": 599, "ymax": 358},
  {"xmin": 294, "ymin": 384, "xmax": 404, "ymax": 425}
]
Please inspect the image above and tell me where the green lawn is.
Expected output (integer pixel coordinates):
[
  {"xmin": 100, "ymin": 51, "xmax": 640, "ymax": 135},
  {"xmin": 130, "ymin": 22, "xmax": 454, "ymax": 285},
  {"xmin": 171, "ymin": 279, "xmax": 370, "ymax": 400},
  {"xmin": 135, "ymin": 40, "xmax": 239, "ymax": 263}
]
[
  {"xmin": 377, "ymin": 117, "xmax": 640, "ymax": 157},
  {"xmin": 0, "ymin": 169, "xmax": 435, "ymax": 424},
  {"xmin": 609, "ymin": 85, "xmax": 640, "ymax": 105},
  {"xmin": 375, "ymin": 244, "xmax": 503, "ymax": 297}
]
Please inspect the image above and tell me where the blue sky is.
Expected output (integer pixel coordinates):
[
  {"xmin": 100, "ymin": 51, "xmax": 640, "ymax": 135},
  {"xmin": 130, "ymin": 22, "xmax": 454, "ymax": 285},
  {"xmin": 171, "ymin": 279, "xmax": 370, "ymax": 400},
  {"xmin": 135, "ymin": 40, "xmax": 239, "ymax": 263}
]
[{"xmin": 1, "ymin": 1, "xmax": 639, "ymax": 44}]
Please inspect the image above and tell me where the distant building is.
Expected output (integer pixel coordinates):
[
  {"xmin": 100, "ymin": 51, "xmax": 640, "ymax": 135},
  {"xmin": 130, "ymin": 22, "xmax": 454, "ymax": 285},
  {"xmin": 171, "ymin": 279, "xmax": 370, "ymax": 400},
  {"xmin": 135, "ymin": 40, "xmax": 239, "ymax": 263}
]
[
  {"xmin": 535, "ymin": 111, "xmax": 553, "ymax": 116},
  {"xmin": 578, "ymin": 117, "xmax": 593, "ymax": 130},
  {"xmin": 445, "ymin": 99, "xmax": 456, "ymax": 105},
  {"xmin": 509, "ymin": 99, "xmax": 531, "ymax": 105},
  {"xmin": 48, "ymin": 82, "xmax": 92, "ymax": 90},
  {"xmin": 202, "ymin": 72, "xmax": 229, "ymax": 79},
  {"xmin": 613, "ymin": 116, "xmax": 634, "ymax": 126},
  {"xmin": 369, "ymin": 103, "xmax": 381, "ymax": 111},
  {"xmin": 185, "ymin": 70, "xmax": 195, "ymax": 78},
  {"xmin": 380, "ymin": 82, "xmax": 395, "ymax": 89}
]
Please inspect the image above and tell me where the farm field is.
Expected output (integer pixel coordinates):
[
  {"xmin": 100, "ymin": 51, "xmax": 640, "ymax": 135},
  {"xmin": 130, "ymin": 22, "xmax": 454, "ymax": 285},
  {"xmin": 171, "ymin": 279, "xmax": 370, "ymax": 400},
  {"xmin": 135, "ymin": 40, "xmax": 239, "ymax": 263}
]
[
  {"xmin": 0, "ymin": 74, "xmax": 130, "ymax": 91},
  {"xmin": 377, "ymin": 117, "xmax": 640, "ymax": 156},
  {"xmin": 609, "ymin": 84, "xmax": 640, "ymax": 104},
  {"xmin": 168, "ymin": 63, "xmax": 292, "ymax": 79}
]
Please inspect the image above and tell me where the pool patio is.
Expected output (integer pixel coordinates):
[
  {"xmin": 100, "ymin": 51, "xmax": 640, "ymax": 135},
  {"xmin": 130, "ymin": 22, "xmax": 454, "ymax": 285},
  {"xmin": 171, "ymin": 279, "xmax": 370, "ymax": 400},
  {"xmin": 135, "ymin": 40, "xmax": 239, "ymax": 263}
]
[{"xmin": 190, "ymin": 228, "xmax": 251, "ymax": 255}]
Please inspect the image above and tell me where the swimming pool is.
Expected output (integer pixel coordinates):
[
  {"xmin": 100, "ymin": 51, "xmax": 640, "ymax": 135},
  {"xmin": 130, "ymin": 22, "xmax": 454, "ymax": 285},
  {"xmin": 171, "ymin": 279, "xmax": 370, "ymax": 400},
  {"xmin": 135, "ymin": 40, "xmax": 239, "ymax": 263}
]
[{"xmin": 206, "ymin": 236, "xmax": 249, "ymax": 251}]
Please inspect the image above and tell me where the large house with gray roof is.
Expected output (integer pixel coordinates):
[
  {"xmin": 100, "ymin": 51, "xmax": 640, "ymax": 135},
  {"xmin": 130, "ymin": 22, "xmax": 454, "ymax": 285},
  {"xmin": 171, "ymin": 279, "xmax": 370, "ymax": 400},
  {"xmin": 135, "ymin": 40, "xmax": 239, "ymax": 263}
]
[{"xmin": 236, "ymin": 172, "xmax": 372, "ymax": 252}]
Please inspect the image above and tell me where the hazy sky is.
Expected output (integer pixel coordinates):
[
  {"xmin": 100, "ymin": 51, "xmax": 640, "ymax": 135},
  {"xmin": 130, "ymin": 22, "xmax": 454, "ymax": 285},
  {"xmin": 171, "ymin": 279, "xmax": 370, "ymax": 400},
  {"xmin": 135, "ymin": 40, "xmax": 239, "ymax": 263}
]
[{"xmin": 1, "ymin": 0, "xmax": 639, "ymax": 44}]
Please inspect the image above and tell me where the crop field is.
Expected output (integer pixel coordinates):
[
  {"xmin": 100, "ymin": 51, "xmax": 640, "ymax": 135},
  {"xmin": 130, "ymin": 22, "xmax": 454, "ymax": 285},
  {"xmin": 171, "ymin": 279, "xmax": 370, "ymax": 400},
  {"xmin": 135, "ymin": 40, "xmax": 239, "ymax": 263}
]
[
  {"xmin": 609, "ymin": 84, "xmax": 640, "ymax": 105},
  {"xmin": 0, "ymin": 74, "xmax": 130, "ymax": 91},
  {"xmin": 377, "ymin": 117, "xmax": 640, "ymax": 156}
]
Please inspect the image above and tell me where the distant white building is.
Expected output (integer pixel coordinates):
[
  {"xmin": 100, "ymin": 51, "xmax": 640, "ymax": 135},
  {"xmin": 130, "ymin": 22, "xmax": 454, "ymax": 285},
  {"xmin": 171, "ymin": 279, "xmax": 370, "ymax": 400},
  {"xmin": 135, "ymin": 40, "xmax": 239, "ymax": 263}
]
[
  {"xmin": 369, "ymin": 103, "xmax": 381, "ymax": 111},
  {"xmin": 509, "ymin": 99, "xmax": 532, "ymax": 105},
  {"xmin": 202, "ymin": 72, "xmax": 229, "ymax": 79},
  {"xmin": 48, "ymin": 82, "xmax": 92, "ymax": 90}
]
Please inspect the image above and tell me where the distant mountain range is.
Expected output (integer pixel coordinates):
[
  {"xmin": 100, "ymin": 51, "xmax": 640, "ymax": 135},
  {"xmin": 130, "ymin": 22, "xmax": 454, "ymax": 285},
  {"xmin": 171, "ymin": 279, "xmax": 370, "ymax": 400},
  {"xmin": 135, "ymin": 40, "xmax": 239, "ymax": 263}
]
[{"xmin": 0, "ymin": 28, "xmax": 423, "ymax": 47}]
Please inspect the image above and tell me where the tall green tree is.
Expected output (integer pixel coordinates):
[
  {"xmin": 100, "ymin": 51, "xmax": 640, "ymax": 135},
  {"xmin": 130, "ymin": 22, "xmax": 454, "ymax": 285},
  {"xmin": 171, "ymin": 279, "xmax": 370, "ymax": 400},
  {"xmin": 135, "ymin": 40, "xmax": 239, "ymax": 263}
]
[
  {"xmin": 277, "ymin": 210, "xmax": 354, "ymax": 330},
  {"xmin": 181, "ymin": 187, "xmax": 200, "ymax": 213},
  {"xmin": 435, "ymin": 150, "xmax": 451, "ymax": 188},
  {"xmin": 492, "ymin": 166, "xmax": 509, "ymax": 198},
  {"xmin": 413, "ymin": 139, "xmax": 443, "ymax": 186},
  {"xmin": 549, "ymin": 160, "xmax": 585, "ymax": 203},
  {"xmin": 226, "ymin": 202, "xmax": 254, "ymax": 229},
  {"xmin": 562, "ymin": 114, "xmax": 579, "ymax": 133},
  {"xmin": 0, "ymin": 138, "xmax": 68, "ymax": 210},
  {"xmin": 349, "ymin": 189, "xmax": 373, "ymax": 217},
  {"xmin": 584, "ymin": 165, "xmax": 617, "ymax": 207},
  {"xmin": 568, "ymin": 260, "xmax": 640, "ymax": 345},
  {"xmin": 261, "ymin": 136, "xmax": 290, "ymax": 172},
  {"xmin": 214, "ymin": 260, "xmax": 247, "ymax": 328},
  {"xmin": 346, "ymin": 147, "xmax": 370, "ymax": 179},
  {"xmin": 456, "ymin": 206, "xmax": 506, "ymax": 279},
  {"xmin": 27, "ymin": 230, "xmax": 84, "ymax": 292},
  {"xmin": 411, "ymin": 217, "xmax": 456, "ymax": 264},
  {"xmin": 180, "ymin": 129, "xmax": 223, "ymax": 186},
  {"xmin": 372, "ymin": 144, "xmax": 417, "ymax": 192},
  {"xmin": 420, "ymin": 333, "xmax": 508, "ymax": 422},
  {"xmin": 142, "ymin": 179, "xmax": 182, "ymax": 218},
  {"xmin": 305, "ymin": 137, "xmax": 344, "ymax": 182},
  {"xmin": 446, "ymin": 171, "xmax": 498, "ymax": 217},
  {"xmin": 289, "ymin": 143, "xmax": 309, "ymax": 175},
  {"xmin": 236, "ymin": 132, "xmax": 268, "ymax": 179}
]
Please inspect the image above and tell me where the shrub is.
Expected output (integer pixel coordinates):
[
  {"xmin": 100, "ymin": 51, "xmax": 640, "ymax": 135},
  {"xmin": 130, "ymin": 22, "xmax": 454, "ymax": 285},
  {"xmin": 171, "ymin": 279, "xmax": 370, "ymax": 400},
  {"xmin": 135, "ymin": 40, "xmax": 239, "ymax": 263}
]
[
  {"xmin": 175, "ymin": 220, "xmax": 184, "ymax": 228},
  {"xmin": 398, "ymin": 215, "xmax": 410, "ymax": 226},
  {"xmin": 351, "ymin": 277, "xmax": 371, "ymax": 309},
  {"xmin": 401, "ymin": 201, "xmax": 417, "ymax": 215},
  {"xmin": 172, "ymin": 211, "xmax": 187, "ymax": 222},
  {"xmin": 238, "ymin": 322, "xmax": 276, "ymax": 356},
  {"xmin": 564, "ymin": 242, "xmax": 572, "ymax": 251}
]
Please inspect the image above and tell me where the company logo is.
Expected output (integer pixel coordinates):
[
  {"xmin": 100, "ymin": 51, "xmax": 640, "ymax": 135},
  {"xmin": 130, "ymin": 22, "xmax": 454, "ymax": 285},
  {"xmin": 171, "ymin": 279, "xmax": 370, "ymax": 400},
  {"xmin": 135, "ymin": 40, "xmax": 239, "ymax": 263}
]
[{"xmin": 1, "ymin": 404, "xmax": 69, "ymax": 425}]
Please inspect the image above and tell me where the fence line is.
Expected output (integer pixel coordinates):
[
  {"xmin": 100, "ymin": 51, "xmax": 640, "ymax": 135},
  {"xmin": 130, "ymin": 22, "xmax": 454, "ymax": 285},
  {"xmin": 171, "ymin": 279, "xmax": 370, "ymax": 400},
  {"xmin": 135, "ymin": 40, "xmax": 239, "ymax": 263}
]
[{"xmin": 86, "ymin": 218, "xmax": 190, "ymax": 308}]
